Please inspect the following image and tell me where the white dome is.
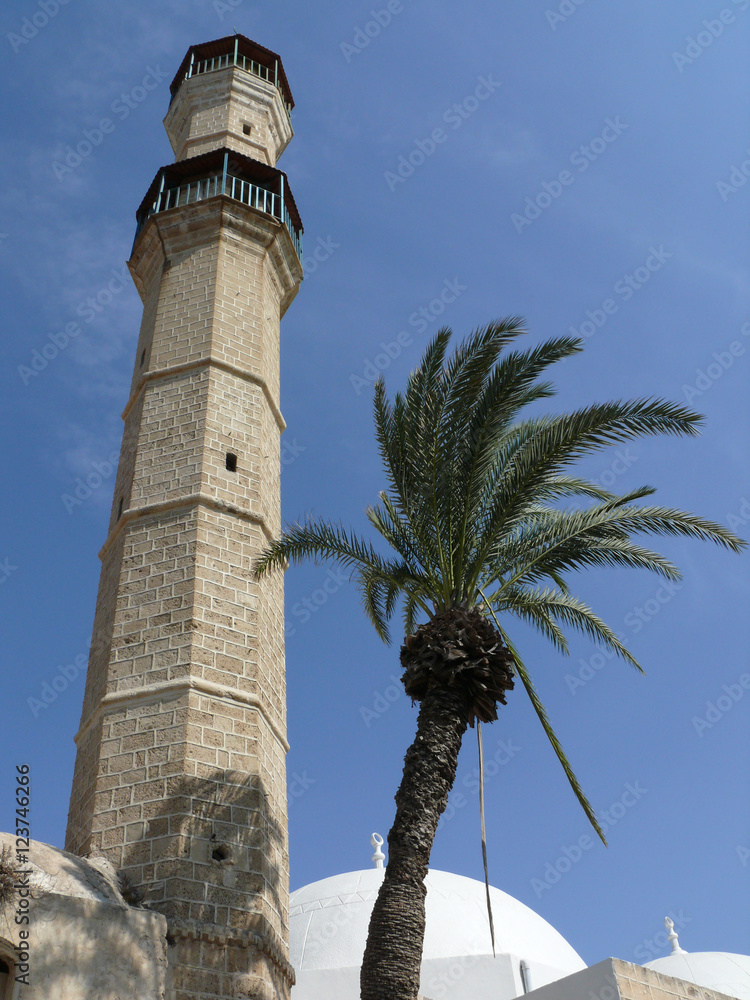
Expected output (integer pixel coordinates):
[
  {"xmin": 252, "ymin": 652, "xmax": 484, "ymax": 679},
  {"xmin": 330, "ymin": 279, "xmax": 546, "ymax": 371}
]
[
  {"xmin": 645, "ymin": 952, "xmax": 750, "ymax": 999},
  {"xmin": 290, "ymin": 866, "xmax": 585, "ymax": 974}
]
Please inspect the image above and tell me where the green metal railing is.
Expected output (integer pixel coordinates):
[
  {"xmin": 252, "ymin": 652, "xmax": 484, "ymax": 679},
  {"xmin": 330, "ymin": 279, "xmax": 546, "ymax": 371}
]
[
  {"xmin": 134, "ymin": 155, "xmax": 302, "ymax": 260},
  {"xmin": 174, "ymin": 40, "xmax": 293, "ymax": 120}
]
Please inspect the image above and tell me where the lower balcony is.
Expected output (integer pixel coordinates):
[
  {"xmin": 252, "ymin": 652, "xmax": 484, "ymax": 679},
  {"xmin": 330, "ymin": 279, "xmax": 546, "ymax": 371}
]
[{"xmin": 133, "ymin": 149, "xmax": 303, "ymax": 259}]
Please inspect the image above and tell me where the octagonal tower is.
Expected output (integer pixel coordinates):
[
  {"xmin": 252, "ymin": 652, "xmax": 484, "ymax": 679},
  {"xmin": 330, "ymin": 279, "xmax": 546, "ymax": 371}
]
[{"xmin": 65, "ymin": 34, "xmax": 302, "ymax": 1000}]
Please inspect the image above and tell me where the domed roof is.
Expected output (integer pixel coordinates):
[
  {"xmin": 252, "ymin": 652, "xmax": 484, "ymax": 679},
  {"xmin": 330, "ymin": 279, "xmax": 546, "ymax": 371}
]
[
  {"xmin": 645, "ymin": 952, "xmax": 750, "ymax": 999},
  {"xmin": 0, "ymin": 833, "xmax": 126, "ymax": 906},
  {"xmin": 290, "ymin": 866, "xmax": 585, "ymax": 974}
]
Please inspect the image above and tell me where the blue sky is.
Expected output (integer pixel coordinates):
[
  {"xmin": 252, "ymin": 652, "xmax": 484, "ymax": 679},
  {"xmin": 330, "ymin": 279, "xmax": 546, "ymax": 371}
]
[{"xmin": 0, "ymin": 0, "xmax": 748, "ymax": 971}]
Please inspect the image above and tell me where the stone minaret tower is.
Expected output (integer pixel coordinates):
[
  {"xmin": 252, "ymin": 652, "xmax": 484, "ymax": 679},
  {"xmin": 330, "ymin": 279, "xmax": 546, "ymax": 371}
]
[{"xmin": 65, "ymin": 35, "xmax": 302, "ymax": 1000}]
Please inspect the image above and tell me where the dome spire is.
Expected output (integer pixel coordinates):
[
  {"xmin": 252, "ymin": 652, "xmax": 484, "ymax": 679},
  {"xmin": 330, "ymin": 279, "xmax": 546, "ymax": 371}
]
[
  {"xmin": 371, "ymin": 833, "xmax": 385, "ymax": 869},
  {"xmin": 665, "ymin": 916, "xmax": 687, "ymax": 955}
]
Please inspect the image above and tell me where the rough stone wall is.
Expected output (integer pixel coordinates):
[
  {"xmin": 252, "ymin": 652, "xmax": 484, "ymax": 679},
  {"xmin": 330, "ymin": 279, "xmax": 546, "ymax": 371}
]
[
  {"xmin": 0, "ymin": 893, "xmax": 168, "ymax": 999},
  {"xmin": 0, "ymin": 834, "xmax": 168, "ymax": 1000}
]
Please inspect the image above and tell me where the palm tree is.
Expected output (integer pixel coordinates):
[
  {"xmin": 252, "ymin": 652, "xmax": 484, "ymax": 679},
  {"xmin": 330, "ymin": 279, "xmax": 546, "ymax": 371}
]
[{"xmin": 254, "ymin": 320, "xmax": 744, "ymax": 1000}]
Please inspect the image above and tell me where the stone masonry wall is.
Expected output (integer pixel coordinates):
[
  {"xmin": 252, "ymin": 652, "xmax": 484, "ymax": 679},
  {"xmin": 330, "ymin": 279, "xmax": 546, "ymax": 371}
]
[
  {"xmin": 614, "ymin": 958, "xmax": 739, "ymax": 1000},
  {"xmin": 164, "ymin": 67, "xmax": 293, "ymax": 166},
  {"xmin": 521, "ymin": 958, "xmax": 741, "ymax": 1000}
]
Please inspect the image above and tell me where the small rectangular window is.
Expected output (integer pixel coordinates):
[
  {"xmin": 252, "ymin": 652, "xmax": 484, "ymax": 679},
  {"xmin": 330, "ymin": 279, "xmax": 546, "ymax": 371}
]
[
  {"xmin": 140, "ymin": 349, "xmax": 146, "ymax": 368},
  {"xmin": 117, "ymin": 497, "xmax": 124, "ymax": 519},
  {"xmin": 226, "ymin": 453, "xmax": 238, "ymax": 472},
  {"xmin": 242, "ymin": 123, "xmax": 252, "ymax": 136}
]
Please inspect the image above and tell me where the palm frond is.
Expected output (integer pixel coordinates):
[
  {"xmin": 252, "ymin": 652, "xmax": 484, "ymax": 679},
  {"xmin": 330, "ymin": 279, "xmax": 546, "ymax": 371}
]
[
  {"xmin": 468, "ymin": 399, "xmax": 705, "ymax": 586},
  {"xmin": 253, "ymin": 518, "xmax": 388, "ymax": 578},
  {"xmin": 495, "ymin": 587, "xmax": 643, "ymax": 670},
  {"xmin": 482, "ymin": 605, "xmax": 607, "ymax": 845}
]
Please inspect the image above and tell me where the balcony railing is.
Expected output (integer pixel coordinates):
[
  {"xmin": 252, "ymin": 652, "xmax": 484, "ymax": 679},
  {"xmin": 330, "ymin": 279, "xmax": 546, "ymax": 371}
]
[
  {"xmin": 171, "ymin": 37, "xmax": 293, "ymax": 121},
  {"xmin": 133, "ymin": 153, "xmax": 303, "ymax": 260}
]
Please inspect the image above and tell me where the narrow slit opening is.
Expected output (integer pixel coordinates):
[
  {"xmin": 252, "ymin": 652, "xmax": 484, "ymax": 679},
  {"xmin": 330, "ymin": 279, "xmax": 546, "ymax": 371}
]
[{"xmin": 226, "ymin": 453, "xmax": 238, "ymax": 472}]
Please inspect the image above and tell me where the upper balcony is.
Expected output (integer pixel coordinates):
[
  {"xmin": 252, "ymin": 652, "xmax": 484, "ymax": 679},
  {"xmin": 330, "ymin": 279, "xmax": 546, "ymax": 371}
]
[
  {"xmin": 132, "ymin": 148, "xmax": 303, "ymax": 260},
  {"xmin": 169, "ymin": 34, "xmax": 294, "ymax": 121}
]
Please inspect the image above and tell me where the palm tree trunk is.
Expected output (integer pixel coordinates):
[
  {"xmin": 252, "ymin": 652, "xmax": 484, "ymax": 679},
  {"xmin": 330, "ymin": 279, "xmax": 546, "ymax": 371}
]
[{"xmin": 360, "ymin": 682, "xmax": 470, "ymax": 1000}]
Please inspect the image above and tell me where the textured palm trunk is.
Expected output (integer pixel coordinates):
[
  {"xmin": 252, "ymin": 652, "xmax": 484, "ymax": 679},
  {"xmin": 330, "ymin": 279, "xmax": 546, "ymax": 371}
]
[{"xmin": 359, "ymin": 683, "xmax": 470, "ymax": 1000}]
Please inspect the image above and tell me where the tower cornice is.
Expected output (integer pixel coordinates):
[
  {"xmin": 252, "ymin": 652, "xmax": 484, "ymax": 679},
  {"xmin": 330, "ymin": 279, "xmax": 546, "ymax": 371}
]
[
  {"xmin": 74, "ymin": 675, "xmax": 291, "ymax": 755},
  {"xmin": 129, "ymin": 172, "xmax": 302, "ymax": 315},
  {"xmin": 96, "ymin": 492, "xmax": 275, "ymax": 562},
  {"xmin": 122, "ymin": 358, "xmax": 287, "ymax": 431}
]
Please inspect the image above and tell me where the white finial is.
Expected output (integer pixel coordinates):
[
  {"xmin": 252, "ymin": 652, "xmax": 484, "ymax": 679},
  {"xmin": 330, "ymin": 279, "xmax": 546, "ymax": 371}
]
[
  {"xmin": 665, "ymin": 916, "xmax": 687, "ymax": 955},
  {"xmin": 371, "ymin": 833, "xmax": 385, "ymax": 869}
]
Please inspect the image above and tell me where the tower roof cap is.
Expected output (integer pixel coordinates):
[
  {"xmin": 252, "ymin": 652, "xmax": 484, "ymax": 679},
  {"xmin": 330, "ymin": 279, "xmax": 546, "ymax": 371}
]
[{"xmin": 170, "ymin": 34, "xmax": 294, "ymax": 110}]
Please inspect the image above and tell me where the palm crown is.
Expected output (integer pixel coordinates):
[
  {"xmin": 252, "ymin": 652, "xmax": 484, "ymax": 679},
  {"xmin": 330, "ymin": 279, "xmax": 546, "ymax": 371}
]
[{"xmin": 255, "ymin": 319, "xmax": 743, "ymax": 836}]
